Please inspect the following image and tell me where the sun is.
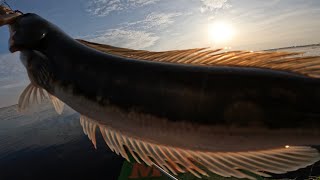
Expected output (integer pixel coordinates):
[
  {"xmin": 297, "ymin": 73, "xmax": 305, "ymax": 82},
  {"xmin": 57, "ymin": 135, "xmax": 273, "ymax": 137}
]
[{"xmin": 208, "ymin": 21, "xmax": 234, "ymax": 44}]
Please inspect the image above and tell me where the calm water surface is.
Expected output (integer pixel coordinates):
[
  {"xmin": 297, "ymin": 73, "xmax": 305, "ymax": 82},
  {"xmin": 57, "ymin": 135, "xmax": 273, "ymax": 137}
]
[{"xmin": 0, "ymin": 103, "xmax": 319, "ymax": 180}]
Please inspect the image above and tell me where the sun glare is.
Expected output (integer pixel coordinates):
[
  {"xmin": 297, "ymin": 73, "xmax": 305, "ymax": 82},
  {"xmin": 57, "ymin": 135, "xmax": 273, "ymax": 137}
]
[{"xmin": 208, "ymin": 21, "xmax": 234, "ymax": 44}]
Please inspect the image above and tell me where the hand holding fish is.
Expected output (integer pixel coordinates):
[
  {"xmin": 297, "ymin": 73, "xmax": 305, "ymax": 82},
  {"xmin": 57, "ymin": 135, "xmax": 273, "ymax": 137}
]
[{"xmin": 0, "ymin": 5, "xmax": 21, "ymax": 27}]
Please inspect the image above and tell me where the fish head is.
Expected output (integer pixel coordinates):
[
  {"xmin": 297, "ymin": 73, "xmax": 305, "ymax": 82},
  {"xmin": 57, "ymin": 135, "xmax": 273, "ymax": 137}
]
[{"xmin": 8, "ymin": 13, "xmax": 48, "ymax": 53}]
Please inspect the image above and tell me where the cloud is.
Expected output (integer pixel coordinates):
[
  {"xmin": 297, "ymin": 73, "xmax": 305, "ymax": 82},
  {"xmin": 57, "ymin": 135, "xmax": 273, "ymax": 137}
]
[
  {"xmin": 123, "ymin": 12, "xmax": 183, "ymax": 30},
  {"xmin": 199, "ymin": 0, "xmax": 231, "ymax": 13},
  {"xmin": 89, "ymin": 29, "xmax": 159, "ymax": 49},
  {"xmin": 0, "ymin": 53, "xmax": 26, "ymax": 81},
  {"xmin": 0, "ymin": 53, "xmax": 28, "ymax": 108},
  {"xmin": 86, "ymin": 0, "xmax": 159, "ymax": 16},
  {"xmin": 83, "ymin": 11, "xmax": 185, "ymax": 49}
]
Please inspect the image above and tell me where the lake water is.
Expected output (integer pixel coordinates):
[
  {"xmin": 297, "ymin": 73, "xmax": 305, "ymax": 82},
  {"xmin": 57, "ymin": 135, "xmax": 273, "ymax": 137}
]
[{"xmin": 0, "ymin": 104, "xmax": 319, "ymax": 180}]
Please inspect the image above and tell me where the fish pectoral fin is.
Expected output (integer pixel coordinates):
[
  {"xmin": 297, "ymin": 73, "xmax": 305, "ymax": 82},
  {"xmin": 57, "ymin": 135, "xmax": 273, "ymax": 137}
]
[
  {"xmin": 79, "ymin": 115, "xmax": 320, "ymax": 180},
  {"xmin": 48, "ymin": 94, "xmax": 64, "ymax": 115},
  {"xmin": 18, "ymin": 83, "xmax": 64, "ymax": 114},
  {"xmin": 18, "ymin": 83, "xmax": 50, "ymax": 112}
]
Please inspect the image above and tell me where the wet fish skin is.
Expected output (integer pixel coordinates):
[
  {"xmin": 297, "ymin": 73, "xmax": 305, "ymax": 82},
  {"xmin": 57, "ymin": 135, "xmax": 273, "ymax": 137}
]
[
  {"xmin": 4, "ymin": 12, "xmax": 320, "ymax": 179},
  {"xmin": 8, "ymin": 13, "xmax": 320, "ymax": 130}
]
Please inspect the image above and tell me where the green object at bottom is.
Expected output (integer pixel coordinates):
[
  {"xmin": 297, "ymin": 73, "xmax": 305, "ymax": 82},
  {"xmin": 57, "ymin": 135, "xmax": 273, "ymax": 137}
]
[
  {"xmin": 117, "ymin": 160, "xmax": 253, "ymax": 180},
  {"xmin": 116, "ymin": 150, "xmax": 264, "ymax": 180}
]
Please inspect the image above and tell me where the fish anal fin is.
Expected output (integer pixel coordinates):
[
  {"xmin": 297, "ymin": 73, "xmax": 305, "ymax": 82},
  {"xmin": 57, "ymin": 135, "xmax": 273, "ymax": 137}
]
[
  {"xmin": 79, "ymin": 115, "xmax": 320, "ymax": 180},
  {"xmin": 80, "ymin": 115, "xmax": 97, "ymax": 149}
]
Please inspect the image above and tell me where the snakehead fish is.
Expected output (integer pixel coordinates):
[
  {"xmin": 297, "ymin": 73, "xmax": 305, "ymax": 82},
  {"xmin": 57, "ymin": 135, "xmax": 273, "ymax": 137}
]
[{"xmin": 1, "ymin": 7, "xmax": 320, "ymax": 179}]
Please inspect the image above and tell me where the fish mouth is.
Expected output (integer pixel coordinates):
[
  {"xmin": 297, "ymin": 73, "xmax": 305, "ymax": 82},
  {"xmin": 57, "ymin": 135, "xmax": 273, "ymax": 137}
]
[
  {"xmin": 9, "ymin": 45, "xmax": 19, "ymax": 53},
  {"xmin": 9, "ymin": 31, "xmax": 19, "ymax": 52}
]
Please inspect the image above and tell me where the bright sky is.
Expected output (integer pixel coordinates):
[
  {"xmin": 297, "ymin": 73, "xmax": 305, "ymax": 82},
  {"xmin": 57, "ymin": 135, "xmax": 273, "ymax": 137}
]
[
  {"xmin": 0, "ymin": 0, "xmax": 320, "ymax": 53},
  {"xmin": 0, "ymin": 0, "xmax": 319, "ymax": 107}
]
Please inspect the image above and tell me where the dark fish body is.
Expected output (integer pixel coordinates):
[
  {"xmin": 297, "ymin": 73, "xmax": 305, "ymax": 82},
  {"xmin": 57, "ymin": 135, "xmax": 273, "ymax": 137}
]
[
  {"xmin": 4, "ymin": 12, "xmax": 320, "ymax": 179},
  {"xmin": 49, "ymin": 44, "xmax": 320, "ymax": 129},
  {"xmin": 13, "ymin": 14, "xmax": 320, "ymax": 129}
]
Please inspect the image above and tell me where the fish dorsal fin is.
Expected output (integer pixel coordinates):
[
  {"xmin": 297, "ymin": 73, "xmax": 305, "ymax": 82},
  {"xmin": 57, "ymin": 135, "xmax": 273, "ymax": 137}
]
[
  {"xmin": 18, "ymin": 83, "xmax": 64, "ymax": 114},
  {"xmin": 48, "ymin": 94, "xmax": 64, "ymax": 115},
  {"xmin": 78, "ymin": 39, "xmax": 320, "ymax": 78},
  {"xmin": 79, "ymin": 115, "xmax": 320, "ymax": 180}
]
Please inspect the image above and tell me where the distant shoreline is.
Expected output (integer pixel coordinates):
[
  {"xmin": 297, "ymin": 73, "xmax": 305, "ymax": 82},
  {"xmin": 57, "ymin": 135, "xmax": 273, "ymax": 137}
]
[{"xmin": 265, "ymin": 43, "xmax": 320, "ymax": 51}]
